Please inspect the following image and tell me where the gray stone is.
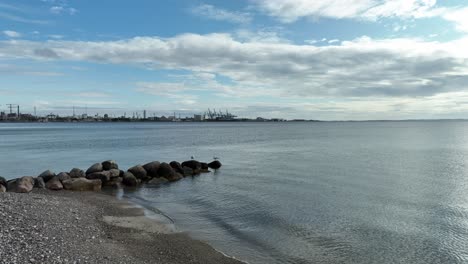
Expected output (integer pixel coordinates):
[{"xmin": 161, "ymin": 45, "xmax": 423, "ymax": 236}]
[
  {"xmin": 69, "ymin": 168, "xmax": 85, "ymax": 178},
  {"xmin": 0, "ymin": 176, "xmax": 6, "ymax": 187},
  {"xmin": 46, "ymin": 176, "xmax": 63, "ymax": 191},
  {"xmin": 181, "ymin": 160, "xmax": 202, "ymax": 174},
  {"xmin": 86, "ymin": 171, "xmax": 111, "ymax": 184},
  {"xmin": 16, "ymin": 176, "xmax": 34, "ymax": 193},
  {"xmin": 182, "ymin": 166, "xmax": 194, "ymax": 176},
  {"xmin": 57, "ymin": 172, "xmax": 71, "ymax": 182},
  {"xmin": 109, "ymin": 169, "xmax": 121, "ymax": 178},
  {"xmin": 34, "ymin": 177, "xmax": 46, "ymax": 189},
  {"xmin": 102, "ymin": 160, "xmax": 119, "ymax": 171},
  {"xmin": 122, "ymin": 172, "xmax": 138, "ymax": 187},
  {"xmin": 38, "ymin": 170, "xmax": 55, "ymax": 183},
  {"xmin": 128, "ymin": 165, "xmax": 147, "ymax": 180},
  {"xmin": 86, "ymin": 163, "xmax": 103, "ymax": 175},
  {"xmin": 169, "ymin": 161, "xmax": 184, "ymax": 174},
  {"xmin": 62, "ymin": 178, "xmax": 102, "ymax": 191},
  {"xmin": 0, "ymin": 184, "xmax": 5, "ymax": 193},
  {"xmin": 208, "ymin": 160, "xmax": 222, "ymax": 169},
  {"xmin": 157, "ymin": 163, "xmax": 175, "ymax": 178},
  {"xmin": 143, "ymin": 161, "xmax": 161, "ymax": 177},
  {"xmin": 6, "ymin": 179, "xmax": 17, "ymax": 192}
]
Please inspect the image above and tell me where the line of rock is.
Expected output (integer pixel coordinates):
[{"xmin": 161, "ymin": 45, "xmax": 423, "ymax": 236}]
[{"xmin": 0, "ymin": 160, "xmax": 222, "ymax": 193}]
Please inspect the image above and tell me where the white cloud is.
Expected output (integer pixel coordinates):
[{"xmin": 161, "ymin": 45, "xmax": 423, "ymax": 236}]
[
  {"xmin": 442, "ymin": 7, "xmax": 468, "ymax": 33},
  {"xmin": 3, "ymin": 30, "xmax": 21, "ymax": 38},
  {"xmin": 191, "ymin": 4, "xmax": 251, "ymax": 24},
  {"xmin": 50, "ymin": 5, "xmax": 78, "ymax": 15},
  {"xmin": 1, "ymin": 33, "xmax": 468, "ymax": 103}
]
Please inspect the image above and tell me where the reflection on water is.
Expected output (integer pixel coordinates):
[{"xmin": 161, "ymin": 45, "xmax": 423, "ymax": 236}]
[{"xmin": 2, "ymin": 121, "xmax": 468, "ymax": 263}]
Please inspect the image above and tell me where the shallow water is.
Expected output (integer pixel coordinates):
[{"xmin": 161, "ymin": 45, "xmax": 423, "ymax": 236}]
[{"xmin": 2, "ymin": 121, "xmax": 468, "ymax": 263}]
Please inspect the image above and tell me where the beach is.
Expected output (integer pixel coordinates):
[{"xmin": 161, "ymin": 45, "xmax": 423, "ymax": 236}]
[{"xmin": 0, "ymin": 189, "xmax": 244, "ymax": 264}]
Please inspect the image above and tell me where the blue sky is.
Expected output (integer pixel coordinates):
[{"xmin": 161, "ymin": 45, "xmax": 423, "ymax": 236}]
[{"xmin": 1, "ymin": 0, "xmax": 468, "ymax": 120}]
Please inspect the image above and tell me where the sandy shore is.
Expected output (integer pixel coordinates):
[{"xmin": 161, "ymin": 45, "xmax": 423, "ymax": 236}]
[{"xmin": 0, "ymin": 189, "xmax": 245, "ymax": 264}]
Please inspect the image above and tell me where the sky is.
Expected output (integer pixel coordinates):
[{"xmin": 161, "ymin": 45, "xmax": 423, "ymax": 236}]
[{"xmin": 1, "ymin": 0, "xmax": 468, "ymax": 120}]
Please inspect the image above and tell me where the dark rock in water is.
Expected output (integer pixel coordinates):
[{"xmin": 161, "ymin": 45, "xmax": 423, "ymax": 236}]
[
  {"xmin": 46, "ymin": 176, "xmax": 63, "ymax": 191},
  {"xmin": 34, "ymin": 177, "xmax": 46, "ymax": 189},
  {"xmin": 181, "ymin": 160, "xmax": 202, "ymax": 174},
  {"xmin": 57, "ymin": 172, "xmax": 71, "ymax": 182},
  {"xmin": 170, "ymin": 161, "xmax": 184, "ymax": 174},
  {"xmin": 166, "ymin": 172, "xmax": 183, "ymax": 182},
  {"xmin": 109, "ymin": 169, "xmax": 121, "ymax": 178},
  {"xmin": 102, "ymin": 160, "xmax": 119, "ymax": 171},
  {"xmin": 38, "ymin": 170, "xmax": 55, "ymax": 183},
  {"xmin": 208, "ymin": 160, "xmax": 222, "ymax": 169},
  {"xmin": 69, "ymin": 168, "xmax": 85, "ymax": 178},
  {"xmin": 128, "ymin": 165, "xmax": 148, "ymax": 180},
  {"xmin": 62, "ymin": 178, "xmax": 102, "ymax": 191},
  {"xmin": 86, "ymin": 171, "xmax": 111, "ymax": 184},
  {"xmin": 0, "ymin": 176, "xmax": 6, "ymax": 187},
  {"xmin": 143, "ymin": 161, "xmax": 161, "ymax": 178},
  {"xmin": 147, "ymin": 177, "xmax": 168, "ymax": 185},
  {"xmin": 16, "ymin": 176, "xmax": 34, "ymax": 193},
  {"xmin": 86, "ymin": 163, "xmax": 103, "ymax": 175},
  {"xmin": 157, "ymin": 163, "xmax": 175, "ymax": 178},
  {"xmin": 182, "ymin": 166, "xmax": 194, "ymax": 176},
  {"xmin": 0, "ymin": 184, "xmax": 5, "ymax": 193},
  {"xmin": 122, "ymin": 172, "xmax": 138, "ymax": 187},
  {"xmin": 104, "ymin": 177, "xmax": 122, "ymax": 188},
  {"xmin": 200, "ymin": 162, "xmax": 211, "ymax": 173}
]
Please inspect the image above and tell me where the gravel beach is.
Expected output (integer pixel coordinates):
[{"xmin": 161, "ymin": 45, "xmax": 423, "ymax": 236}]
[{"xmin": 0, "ymin": 190, "xmax": 244, "ymax": 264}]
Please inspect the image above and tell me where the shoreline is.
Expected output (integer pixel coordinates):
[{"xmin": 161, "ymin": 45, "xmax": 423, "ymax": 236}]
[{"xmin": 0, "ymin": 189, "xmax": 245, "ymax": 264}]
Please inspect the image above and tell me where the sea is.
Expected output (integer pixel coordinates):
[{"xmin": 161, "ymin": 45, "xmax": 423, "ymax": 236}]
[{"xmin": 1, "ymin": 121, "xmax": 468, "ymax": 264}]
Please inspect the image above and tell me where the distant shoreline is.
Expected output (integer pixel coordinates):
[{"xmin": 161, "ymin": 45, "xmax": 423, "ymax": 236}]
[{"xmin": 1, "ymin": 119, "xmax": 468, "ymax": 123}]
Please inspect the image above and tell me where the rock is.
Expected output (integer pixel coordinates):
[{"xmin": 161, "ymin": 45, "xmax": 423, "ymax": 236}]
[
  {"xmin": 102, "ymin": 160, "xmax": 119, "ymax": 171},
  {"xmin": 181, "ymin": 160, "xmax": 202, "ymax": 174},
  {"xmin": 6, "ymin": 179, "xmax": 17, "ymax": 192},
  {"xmin": 122, "ymin": 172, "xmax": 138, "ymax": 187},
  {"xmin": 38, "ymin": 170, "xmax": 55, "ymax": 183},
  {"xmin": 34, "ymin": 177, "xmax": 46, "ymax": 189},
  {"xmin": 62, "ymin": 178, "xmax": 102, "ymax": 191},
  {"xmin": 208, "ymin": 160, "xmax": 222, "ymax": 169},
  {"xmin": 157, "ymin": 163, "xmax": 175, "ymax": 178},
  {"xmin": 170, "ymin": 161, "xmax": 184, "ymax": 174},
  {"xmin": 57, "ymin": 172, "xmax": 71, "ymax": 182},
  {"xmin": 46, "ymin": 176, "xmax": 63, "ymax": 191},
  {"xmin": 86, "ymin": 171, "xmax": 111, "ymax": 184},
  {"xmin": 16, "ymin": 176, "xmax": 34, "ymax": 193},
  {"xmin": 103, "ymin": 177, "xmax": 122, "ymax": 188},
  {"xmin": 128, "ymin": 165, "xmax": 148, "ymax": 180},
  {"xmin": 86, "ymin": 163, "xmax": 103, "ymax": 175},
  {"xmin": 166, "ymin": 172, "xmax": 183, "ymax": 182},
  {"xmin": 109, "ymin": 169, "xmax": 121, "ymax": 178},
  {"xmin": 69, "ymin": 168, "xmax": 85, "ymax": 178},
  {"xmin": 0, "ymin": 176, "xmax": 6, "ymax": 187},
  {"xmin": 143, "ymin": 161, "xmax": 161, "ymax": 177},
  {"xmin": 182, "ymin": 166, "xmax": 194, "ymax": 176},
  {"xmin": 147, "ymin": 177, "xmax": 168, "ymax": 185},
  {"xmin": 0, "ymin": 184, "xmax": 5, "ymax": 193},
  {"xmin": 200, "ymin": 162, "xmax": 210, "ymax": 173}
]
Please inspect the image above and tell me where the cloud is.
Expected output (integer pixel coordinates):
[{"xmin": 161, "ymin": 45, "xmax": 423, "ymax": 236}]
[
  {"xmin": 50, "ymin": 6, "xmax": 77, "ymax": 15},
  {"xmin": 3, "ymin": 30, "xmax": 21, "ymax": 38},
  {"xmin": 1, "ymin": 33, "xmax": 468, "ymax": 101},
  {"xmin": 191, "ymin": 4, "xmax": 251, "ymax": 24},
  {"xmin": 442, "ymin": 7, "xmax": 468, "ymax": 33},
  {"xmin": 0, "ymin": 11, "xmax": 49, "ymax": 24}
]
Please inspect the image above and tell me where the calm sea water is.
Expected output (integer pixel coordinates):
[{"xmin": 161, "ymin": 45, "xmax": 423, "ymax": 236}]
[{"xmin": 1, "ymin": 121, "xmax": 468, "ymax": 263}]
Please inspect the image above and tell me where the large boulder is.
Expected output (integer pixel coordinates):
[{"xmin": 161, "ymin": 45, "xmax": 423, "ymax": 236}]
[
  {"xmin": 102, "ymin": 160, "xmax": 119, "ymax": 171},
  {"xmin": 0, "ymin": 176, "xmax": 6, "ymax": 187},
  {"xmin": 147, "ymin": 177, "xmax": 168, "ymax": 185},
  {"xmin": 128, "ymin": 165, "xmax": 148, "ymax": 181},
  {"xmin": 34, "ymin": 177, "xmax": 46, "ymax": 189},
  {"xmin": 86, "ymin": 163, "xmax": 103, "ymax": 175},
  {"xmin": 6, "ymin": 179, "xmax": 17, "ymax": 192},
  {"xmin": 143, "ymin": 161, "xmax": 161, "ymax": 177},
  {"xmin": 122, "ymin": 172, "xmax": 138, "ymax": 187},
  {"xmin": 69, "ymin": 168, "xmax": 85, "ymax": 178},
  {"xmin": 16, "ymin": 176, "xmax": 34, "ymax": 193},
  {"xmin": 103, "ymin": 177, "xmax": 122, "ymax": 188},
  {"xmin": 62, "ymin": 178, "xmax": 102, "ymax": 191},
  {"xmin": 38, "ymin": 170, "xmax": 55, "ymax": 183},
  {"xmin": 86, "ymin": 171, "xmax": 111, "ymax": 184},
  {"xmin": 46, "ymin": 176, "xmax": 63, "ymax": 191},
  {"xmin": 169, "ymin": 161, "xmax": 184, "ymax": 174},
  {"xmin": 157, "ymin": 163, "xmax": 175, "ymax": 178},
  {"xmin": 109, "ymin": 169, "xmax": 121, "ymax": 178},
  {"xmin": 181, "ymin": 160, "xmax": 202, "ymax": 174},
  {"xmin": 57, "ymin": 172, "xmax": 71, "ymax": 182},
  {"xmin": 166, "ymin": 172, "xmax": 183, "ymax": 182},
  {"xmin": 208, "ymin": 160, "xmax": 222, "ymax": 169},
  {"xmin": 200, "ymin": 162, "xmax": 210, "ymax": 173},
  {"xmin": 0, "ymin": 184, "xmax": 5, "ymax": 193},
  {"xmin": 182, "ymin": 166, "xmax": 194, "ymax": 176}
]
